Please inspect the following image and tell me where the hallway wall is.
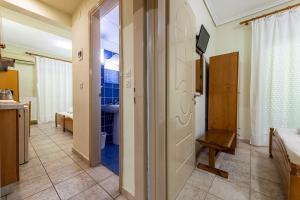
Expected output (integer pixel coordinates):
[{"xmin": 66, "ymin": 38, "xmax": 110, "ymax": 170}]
[{"xmin": 188, "ymin": 0, "xmax": 217, "ymax": 144}]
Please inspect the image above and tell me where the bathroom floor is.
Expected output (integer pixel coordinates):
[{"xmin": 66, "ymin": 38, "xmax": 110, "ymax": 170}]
[
  {"xmin": 2, "ymin": 123, "xmax": 126, "ymax": 200},
  {"xmin": 101, "ymin": 144, "xmax": 119, "ymax": 175}
]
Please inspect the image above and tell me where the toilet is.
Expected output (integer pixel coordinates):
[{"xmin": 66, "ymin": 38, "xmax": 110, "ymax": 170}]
[{"xmin": 101, "ymin": 132, "xmax": 107, "ymax": 149}]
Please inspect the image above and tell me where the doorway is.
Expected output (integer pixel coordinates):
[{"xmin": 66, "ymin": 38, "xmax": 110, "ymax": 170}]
[
  {"xmin": 99, "ymin": 4, "xmax": 120, "ymax": 175},
  {"xmin": 89, "ymin": 0, "xmax": 121, "ymax": 181}
]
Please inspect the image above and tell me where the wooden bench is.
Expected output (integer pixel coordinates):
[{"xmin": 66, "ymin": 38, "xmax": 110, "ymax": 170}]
[{"xmin": 196, "ymin": 129, "xmax": 236, "ymax": 178}]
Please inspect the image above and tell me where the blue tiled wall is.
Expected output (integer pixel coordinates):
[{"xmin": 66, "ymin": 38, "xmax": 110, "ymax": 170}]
[{"xmin": 101, "ymin": 49, "xmax": 119, "ymax": 144}]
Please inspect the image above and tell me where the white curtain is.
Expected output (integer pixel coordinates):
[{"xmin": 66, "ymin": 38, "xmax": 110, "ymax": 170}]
[
  {"xmin": 36, "ymin": 56, "xmax": 72, "ymax": 123},
  {"xmin": 250, "ymin": 8, "xmax": 300, "ymax": 146}
]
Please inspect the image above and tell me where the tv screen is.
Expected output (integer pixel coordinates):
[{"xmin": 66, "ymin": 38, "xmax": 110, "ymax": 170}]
[{"xmin": 196, "ymin": 25, "xmax": 210, "ymax": 54}]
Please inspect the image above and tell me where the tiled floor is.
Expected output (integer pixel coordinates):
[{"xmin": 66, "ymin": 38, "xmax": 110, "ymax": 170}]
[
  {"xmin": 177, "ymin": 141, "xmax": 285, "ymax": 200},
  {"xmin": 101, "ymin": 144, "xmax": 119, "ymax": 175},
  {"xmin": 1, "ymin": 123, "xmax": 126, "ymax": 200}
]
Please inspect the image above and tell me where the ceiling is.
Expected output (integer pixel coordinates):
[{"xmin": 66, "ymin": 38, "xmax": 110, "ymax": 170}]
[
  {"xmin": 2, "ymin": 18, "xmax": 72, "ymax": 59},
  {"xmin": 38, "ymin": 0, "xmax": 82, "ymax": 15},
  {"xmin": 100, "ymin": 6, "xmax": 119, "ymax": 53},
  {"xmin": 204, "ymin": 0, "xmax": 292, "ymax": 26}
]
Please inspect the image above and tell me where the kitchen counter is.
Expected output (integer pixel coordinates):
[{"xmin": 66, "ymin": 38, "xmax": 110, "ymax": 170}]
[{"xmin": 0, "ymin": 101, "xmax": 25, "ymax": 110}]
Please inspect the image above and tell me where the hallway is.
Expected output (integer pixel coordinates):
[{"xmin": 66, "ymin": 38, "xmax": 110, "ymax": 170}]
[{"xmin": 2, "ymin": 123, "xmax": 126, "ymax": 200}]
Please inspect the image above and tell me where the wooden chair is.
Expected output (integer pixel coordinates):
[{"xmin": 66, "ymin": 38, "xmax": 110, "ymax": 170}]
[
  {"xmin": 197, "ymin": 130, "xmax": 236, "ymax": 178},
  {"xmin": 196, "ymin": 52, "xmax": 239, "ymax": 178}
]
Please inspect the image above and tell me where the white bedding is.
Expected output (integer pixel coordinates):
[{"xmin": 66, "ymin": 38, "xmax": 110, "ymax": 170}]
[
  {"xmin": 57, "ymin": 112, "xmax": 73, "ymax": 119},
  {"xmin": 276, "ymin": 128, "xmax": 300, "ymax": 165}
]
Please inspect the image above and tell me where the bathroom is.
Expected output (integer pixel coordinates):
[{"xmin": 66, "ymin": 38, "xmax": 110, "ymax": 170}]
[{"xmin": 100, "ymin": 5, "xmax": 120, "ymax": 175}]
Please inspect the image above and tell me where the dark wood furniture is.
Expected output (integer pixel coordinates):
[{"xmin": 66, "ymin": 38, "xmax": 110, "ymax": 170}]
[
  {"xmin": 197, "ymin": 130, "xmax": 235, "ymax": 178},
  {"xmin": 269, "ymin": 128, "xmax": 300, "ymax": 200},
  {"xmin": 0, "ymin": 109, "xmax": 19, "ymax": 189},
  {"xmin": 55, "ymin": 112, "xmax": 73, "ymax": 133},
  {"xmin": 196, "ymin": 52, "xmax": 239, "ymax": 177},
  {"xmin": 196, "ymin": 56, "xmax": 203, "ymax": 95},
  {"xmin": 0, "ymin": 70, "xmax": 19, "ymax": 101}
]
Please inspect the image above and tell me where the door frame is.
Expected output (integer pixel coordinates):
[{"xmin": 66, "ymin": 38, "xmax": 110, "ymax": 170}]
[
  {"xmin": 89, "ymin": 0, "xmax": 149, "ymax": 199},
  {"xmin": 89, "ymin": 0, "xmax": 122, "ymax": 187},
  {"xmin": 147, "ymin": 0, "xmax": 168, "ymax": 199}
]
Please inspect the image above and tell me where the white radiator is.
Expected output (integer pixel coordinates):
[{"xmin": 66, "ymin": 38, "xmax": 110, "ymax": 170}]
[{"xmin": 20, "ymin": 97, "xmax": 38, "ymax": 121}]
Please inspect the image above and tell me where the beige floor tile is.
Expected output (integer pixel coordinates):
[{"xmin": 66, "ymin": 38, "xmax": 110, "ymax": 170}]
[
  {"xmin": 7, "ymin": 175, "xmax": 52, "ymax": 200},
  {"xmin": 86, "ymin": 165, "xmax": 114, "ymax": 183},
  {"xmin": 55, "ymin": 172, "xmax": 96, "ymax": 200},
  {"xmin": 75, "ymin": 159, "xmax": 91, "ymax": 170},
  {"xmin": 205, "ymin": 194, "xmax": 223, "ymax": 200},
  {"xmin": 187, "ymin": 170, "xmax": 215, "ymax": 191},
  {"xmin": 48, "ymin": 163, "xmax": 83, "ymax": 184},
  {"xmin": 219, "ymin": 160, "xmax": 250, "ymax": 188},
  {"xmin": 35, "ymin": 146, "xmax": 61, "ymax": 157},
  {"xmin": 28, "ymin": 146, "xmax": 38, "ymax": 160},
  {"xmin": 115, "ymin": 195, "xmax": 128, "ymax": 200},
  {"xmin": 251, "ymin": 164, "xmax": 281, "ymax": 183},
  {"xmin": 250, "ymin": 190, "xmax": 285, "ymax": 200},
  {"xmin": 38, "ymin": 123, "xmax": 56, "ymax": 130},
  {"xmin": 68, "ymin": 152, "xmax": 83, "ymax": 162},
  {"xmin": 223, "ymin": 150, "xmax": 250, "ymax": 164},
  {"xmin": 176, "ymin": 184, "xmax": 206, "ymax": 200},
  {"xmin": 20, "ymin": 158, "xmax": 42, "ymax": 171},
  {"xmin": 23, "ymin": 187, "xmax": 60, "ymax": 200},
  {"xmin": 251, "ymin": 146, "xmax": 269, "ymax": 158},
  {"xmin": 99, "ymin": 175, "xmax": 120, "ymax": 198},
  {"xmin": 208, "ymin": 178, "xmax": 249, "ymax": 200},
  {"xmin": 29, "ymin": 130, "xmax": 44, "ymax": 138},
  {"xmin": 237, "ymin": 141, "xmax": 251, "ymax": 150},
  {"xmin": 39, "ymin": 150, "xmax": 67, "ymax": 164},
  {"xmin": 251, "ymin": 176, "xmax": 285, "ymax": 199},
  {"xmin": 251, "ymin": 156, "xmax": 277, "ymax": 171},
  {"xmin": 20, "ymin": 165, "xmax": 46, "ymax": 182},
  {"xmin": 43, "ymin": 156, "xmax": 74, "ymax": 172},
  {"xmin": 43, "ymin": 128, "xmax": 64, "ymax": 135},
  {"xmin": 33, "ymin": 142, "xmax": 58, "ymax": 151},
  {"xmin": 69, "ymin": 185, "xmax": 112, "ymax": 200}
]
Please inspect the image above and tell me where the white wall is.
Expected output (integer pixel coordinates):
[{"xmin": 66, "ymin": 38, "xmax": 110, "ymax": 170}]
[
  {"xmin": 0, "ymin": 0, "xmax": 71, "ymax": 28},
  {"xmin": 215, "ymin": 0, "xmax": 300, "ymax": 140},
  {"xmin": 72, "ymin": 0, "xmax": 99, "ymax": 161},
  {"xmin": 188, "ymin": 0, "xmax": 217, "ymax": 141},
  {"xmin": 121, "ymin": 0, "xmax": 135, "ymax": 195}
]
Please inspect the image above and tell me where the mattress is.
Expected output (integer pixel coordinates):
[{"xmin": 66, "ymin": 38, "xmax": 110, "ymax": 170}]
[
  {"xmin": 57, "ymin": 112, "xmax": 73, "ymax": 119},
  {"xmin": 276, "ymin": 128, "xmax": 300, "ymax": 165}
]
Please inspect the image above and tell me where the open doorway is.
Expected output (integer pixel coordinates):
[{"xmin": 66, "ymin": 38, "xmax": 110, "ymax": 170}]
[
  {"xmin": 89, "ymin": 0, "xmax": 121, "ymax": 175},
  {"xmin": 99, "ymin": 4, "xmax": 120, "ymax": 175}
]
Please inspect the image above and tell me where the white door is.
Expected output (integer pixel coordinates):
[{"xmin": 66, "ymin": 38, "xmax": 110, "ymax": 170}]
[{"xmin": 167, "ymin": 0, "xmax": 196, "ymax": 199}]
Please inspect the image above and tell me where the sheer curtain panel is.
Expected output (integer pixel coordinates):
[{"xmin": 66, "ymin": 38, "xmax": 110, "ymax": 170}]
[
  {"xmin": 250, "ymin": 8, "xmax": 300, "ymax": 146},
  {"xmin": 36, "ymin": 56, "xmax": 72, "ymax": 123}
]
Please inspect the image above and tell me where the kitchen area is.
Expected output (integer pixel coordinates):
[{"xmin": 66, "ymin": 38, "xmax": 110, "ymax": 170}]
[{"xmin": 0, "ymin": 74, "xmax": 30, "ymax": 197}]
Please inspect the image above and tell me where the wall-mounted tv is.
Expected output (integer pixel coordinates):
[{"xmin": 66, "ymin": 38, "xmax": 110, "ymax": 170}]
[{"xmin": 196, "ymin": 25, "xmax": 210, "ymax": 55}]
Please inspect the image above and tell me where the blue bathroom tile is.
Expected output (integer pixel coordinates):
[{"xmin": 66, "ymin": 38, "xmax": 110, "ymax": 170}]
[
  {"xmin": 113, "ymin": 89, "xmax": 119, "ymax": 98},
  {"xmin": 104, "ymin": 88, "xmax": 112, "ymax": 98},
  {"xmin": 104, "ymin": 83, "xmax": 112, "ymax": 89},
  {"xmin": 101, "ymin": 144, "xmax": 119, "ymax": 175}
]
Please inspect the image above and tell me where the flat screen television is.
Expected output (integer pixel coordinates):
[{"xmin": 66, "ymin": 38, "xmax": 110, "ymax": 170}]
[{"xmin": 196, "ymin": 25, "xmax": 210, "ymax": 54}]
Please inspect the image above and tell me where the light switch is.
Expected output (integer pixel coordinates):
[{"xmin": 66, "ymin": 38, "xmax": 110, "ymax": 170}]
[{"xmin": 80, "ymin": 82, "xmax": 84, "ymax": 90}]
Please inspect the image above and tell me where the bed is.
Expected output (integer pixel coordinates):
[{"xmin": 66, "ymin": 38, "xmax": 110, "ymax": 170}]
[
  {"xmin": 55, "ymin": 112, "xmax": 73, "ymax": 133},
  {"xmin": 269, "ymin": 128, "xmax": 300, "ymax": 200}
]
